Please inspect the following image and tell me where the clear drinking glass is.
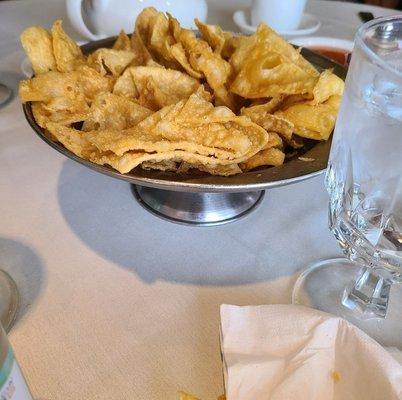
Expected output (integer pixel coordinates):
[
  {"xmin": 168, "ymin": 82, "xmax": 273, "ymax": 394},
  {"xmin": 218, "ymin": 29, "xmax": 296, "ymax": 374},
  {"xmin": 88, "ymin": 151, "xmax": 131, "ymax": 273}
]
[
  {"xmin": 0, "ymin": 271, "xmax": 18, "ymax": 333},
  {"xmin": 293, "ymin": 16, "xmax": 402, "ymax": 348}
]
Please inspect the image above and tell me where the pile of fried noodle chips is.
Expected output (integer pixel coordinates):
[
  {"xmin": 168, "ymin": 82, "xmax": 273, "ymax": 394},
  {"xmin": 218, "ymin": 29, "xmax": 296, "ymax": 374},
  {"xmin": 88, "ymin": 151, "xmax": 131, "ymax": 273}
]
[{"xmin": 20, "ymin": 8, "xmax": 344, "ymax": 176}]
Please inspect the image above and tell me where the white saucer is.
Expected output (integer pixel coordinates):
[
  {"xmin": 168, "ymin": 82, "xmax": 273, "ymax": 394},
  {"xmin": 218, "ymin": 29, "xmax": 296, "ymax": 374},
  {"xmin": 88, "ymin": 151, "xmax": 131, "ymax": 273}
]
[
  {"xmin": 21, "ymin": 58, "xmax": 33, "ymax": 78},
  {"xmin": 291, "ymin": 36, "xmax": 354, "ymax": 52},
  {"xmin": 233, "ymin": 10, "xmax": 321, "ymax": 37}
]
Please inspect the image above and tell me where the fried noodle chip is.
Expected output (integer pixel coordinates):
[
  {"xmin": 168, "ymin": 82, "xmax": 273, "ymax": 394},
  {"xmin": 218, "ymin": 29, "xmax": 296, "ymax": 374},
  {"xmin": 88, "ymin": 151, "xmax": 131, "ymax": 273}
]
[
  {"xmin": 51, "ymin": 20, "xmax": 85, "ymax": 72},
  {"xmin": 275, "ymin": 95, "xmax": 341, "ymax": 140},
  {"xmin": 20, "ymin": 26, "xmax": 56, "ymax": 74}
]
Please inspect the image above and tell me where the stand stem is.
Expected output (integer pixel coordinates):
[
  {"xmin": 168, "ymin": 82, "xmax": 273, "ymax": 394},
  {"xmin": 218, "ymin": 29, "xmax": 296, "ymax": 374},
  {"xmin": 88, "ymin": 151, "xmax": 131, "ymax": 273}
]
[{"xmin": 132, "ymin": 185, "xmax": 265, "ymax": 226}]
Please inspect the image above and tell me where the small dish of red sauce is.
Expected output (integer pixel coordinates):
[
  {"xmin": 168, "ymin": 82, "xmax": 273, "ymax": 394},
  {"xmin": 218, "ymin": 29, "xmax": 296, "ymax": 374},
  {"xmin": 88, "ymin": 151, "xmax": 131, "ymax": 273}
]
[
  {"xmin": 308, "ymin": 46, "xmax": 351, "ymax": 67},
  {"xmin": 291, "ymin": 37, "xmax": 354, "ymax": 68}
]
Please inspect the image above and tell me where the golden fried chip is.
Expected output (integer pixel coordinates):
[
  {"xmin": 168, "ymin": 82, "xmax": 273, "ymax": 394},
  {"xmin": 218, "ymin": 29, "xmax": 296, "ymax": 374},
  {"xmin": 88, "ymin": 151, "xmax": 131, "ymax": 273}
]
[
  {"xmin": 75, "ymin": 65, "xmax": 113, "ymax": 100},
  {"xmin": 31, "ymin": 102, "xmax": 49, "ymax": 127},
  {"xmin": 280, "ymin": 93, "xmax": 314, "ymax": 109},
  {"xmin": 195, "ymin": 19, "xmax": 226, "ymax": 54},
  {"xmin": 183, "ymin": 42, "xmax": 235, "ymax": 109},
  {"xmin": 232, "ymin": 24, "xmax": 317, "ymax": 77},
  {"xmin": 230, "ymin": 25, "xmax": 319, "ymax": 98},
  {"xmin": 168, "ymin": 17, "xmax": 235, "ymax": 109},
  {"xmin": 168, "ymin": 19, "xmax": 208, "ymax": 78},
  {"xmin": 82, "ymin": 93, "xmax": 152, "ymax": 131},
  {"xmin": 91, "ymin": 149, "xmax": 251, "ymax": 174},
  {"xmin": 140, "ymin": 160, "xmax": 179, "ymax": 172},
  {"xmin": 195, "ymin": 50, "xmax": 235, "ymax": 109},
  {"xmin": 19, "ymin": 70, "xmax": 90, "ymax": 126},
  {"xmin": 19, "ymin": 70, "xmax": 80, "ymax": 102},
  {"xmin": 141, "ymin": 80, "xmax": 212, "ymax": 111},
  {"xmin": 193, "ymin": 85, "xmax": 213, "ymax": 102},
  {"xmin": 245, "ymin": 96, "xmax": 285, "ymax": 113},
  {"xmin": 40, "ymin": 96, "xmax": 89, "ymax": 120},
  {"xmin": 20, "ymin": 66, "xmax": 110, "ymax": 105},
  {"xmin": 194, "ymin": 23, "xmax": 237, "ymax": 61},
  {"xmin": 275, "ymin": 95, "xmax": 341, "ymax": 140},
  {"xmin": 46, "ymin": 122, "xmax": 190, "ymax": 174},
  {"xmin": 178, "ymin": 391, "xmax": 200, "ymax": 400},
  {"xmin": 145, "ymin": 58, "xmax": 164, "ymax": 68},
  {"xmin": 20, "ymin": 26, "xmax": 56, "ymax": 75},
  {"xmin": 47, "ymin": 124, "xmax": 203, "ymax": 177},
  {"xmin": 46, "ymin": 122, "xmax": 96, "ymax": 158},
  {"xmin": 141, "ymin": 76, "xmax": 206, "ymax": 110},
  {"xmin": 87, "ymin": 48, "xmax": 135, "ymax": 76},
  {"xmin": 112, "ymin": 30, "xmax": 131, "ymax": 51},
  {"xmin": 51, "ymin": 20, "xmax": 84, "ymax": 72},
  {"xmin": 231, "ymin": 51, "xmax": 317, "ymax": 98},
  {"xmin": 229, "ymin": 35, "xmax": 257, "ymax": 74},
  {"xmin": 264, "ymin": 131, "xmax": 283, "ymax": 149},
  {"xmin": 113, "ymin": 68, "xmax": 138, "ymax": 98},
  {"xmin": 85, "ymin": 93, "xmax": 268, "ymax": 162},
  {"xmin": 130, "ymin": 32, "xmax": 154, "ymax": 66},
  {"xmin": 32, "ymin": 101, "xmax": 88, "ymax": 127},
  {"xmin": 134, "ymin": 8, "xmax": 179, "ymax": 68},
  {"xmin": 136, "ymin": 76, "xmax": 171, "ymax": 110},
  {"xmin": 135, "ymin": 7, "xmax": 159, "ymax": 44},
  {"xmin": 90, "ymin": 150, "xmax": 159, "ymax": 173},
  {"xmin": 147, "ymin": 12, "xmax": 179, "ymax": 68},
  {"xmin": 310, "ymin": 69, "xmax": 345, "ymax": 105},
  {"xmin": 129, "ymin": 66, "xmax": 200, "ymax": 109},
  {"xmin": 221, "ymin": 34, "xmax": 242, "ymax": 60},
  {"xmin": 240, "ymin": 147, "xmax": 285, "ymax": 171},
  {"xmin": 257, "ymin": 25, "xmax": 318, "ymax": 77},
  {"xmin": 170, "ymin": 43, "xmax": 203, "ymax": 78},
  {"xmin": 241, "ymin": 105, "xmax": 294, "ymax": 140}
]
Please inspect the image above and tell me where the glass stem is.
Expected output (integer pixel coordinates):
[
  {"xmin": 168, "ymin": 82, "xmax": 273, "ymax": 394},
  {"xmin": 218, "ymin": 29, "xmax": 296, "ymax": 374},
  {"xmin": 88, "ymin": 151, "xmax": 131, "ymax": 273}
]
[{"xmin": 342, "ymin": 266, "xmax": 392, "ymax": 319}]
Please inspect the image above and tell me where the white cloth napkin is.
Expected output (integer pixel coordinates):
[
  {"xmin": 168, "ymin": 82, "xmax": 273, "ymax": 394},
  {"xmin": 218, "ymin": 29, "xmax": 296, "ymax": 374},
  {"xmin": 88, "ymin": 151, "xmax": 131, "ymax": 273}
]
[{"xmin": 220, "ymin": 304, "xmax": 402, "ymax": 400}]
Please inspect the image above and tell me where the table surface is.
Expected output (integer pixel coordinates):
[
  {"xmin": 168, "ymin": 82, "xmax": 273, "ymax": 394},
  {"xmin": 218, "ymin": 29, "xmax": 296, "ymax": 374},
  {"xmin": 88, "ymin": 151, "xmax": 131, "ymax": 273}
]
[{"xmin": 0, "ymin": 0, "xmax": 400, "ymax": 399}]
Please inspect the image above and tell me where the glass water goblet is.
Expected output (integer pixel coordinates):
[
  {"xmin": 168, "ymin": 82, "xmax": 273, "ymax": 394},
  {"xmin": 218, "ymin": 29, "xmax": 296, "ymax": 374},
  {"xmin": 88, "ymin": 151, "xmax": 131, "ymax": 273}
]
[
  {"xmin": 0, "ymin": 270, "xmax": 18, "ymax": 332},
  {"xmin": 293, "ymin": 16, "xmax": 402, "ymax": 348}
]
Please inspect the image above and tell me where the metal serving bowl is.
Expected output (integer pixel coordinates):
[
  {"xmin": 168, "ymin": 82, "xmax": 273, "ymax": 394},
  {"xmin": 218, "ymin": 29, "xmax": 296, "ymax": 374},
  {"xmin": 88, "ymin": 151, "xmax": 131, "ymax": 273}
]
[{"xmin": 23, "ymin": 37, "xmax": 347, "ymax": 226}]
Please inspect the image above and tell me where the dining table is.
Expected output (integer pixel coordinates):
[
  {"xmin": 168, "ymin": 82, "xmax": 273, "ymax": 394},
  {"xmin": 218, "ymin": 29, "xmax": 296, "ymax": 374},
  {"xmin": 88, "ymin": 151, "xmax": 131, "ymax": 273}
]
[{"xmin": 0, "ymin": 0, "xmax": 401, "ymax": 399}]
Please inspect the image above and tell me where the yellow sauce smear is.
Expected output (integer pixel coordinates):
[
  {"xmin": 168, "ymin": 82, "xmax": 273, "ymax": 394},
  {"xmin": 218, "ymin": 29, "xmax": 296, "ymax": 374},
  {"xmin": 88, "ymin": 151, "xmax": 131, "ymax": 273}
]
[{"xmin": 331, "ymin": 371, "xmax": 341, "ymax": 383}]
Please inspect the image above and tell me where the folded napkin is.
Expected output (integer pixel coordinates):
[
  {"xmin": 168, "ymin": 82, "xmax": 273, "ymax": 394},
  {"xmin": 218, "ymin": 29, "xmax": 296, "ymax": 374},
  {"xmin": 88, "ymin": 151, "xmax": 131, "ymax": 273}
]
[{"xmin": 220, "ymin": 304, "xmax": 402, "ymax": 400}]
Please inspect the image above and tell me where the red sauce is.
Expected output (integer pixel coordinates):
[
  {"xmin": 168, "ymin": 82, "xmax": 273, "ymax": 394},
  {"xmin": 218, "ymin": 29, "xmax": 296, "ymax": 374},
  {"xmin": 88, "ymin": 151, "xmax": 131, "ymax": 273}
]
[{"xmin": 309, "ymin": 46, "xmax": 350, "ymax": 67}]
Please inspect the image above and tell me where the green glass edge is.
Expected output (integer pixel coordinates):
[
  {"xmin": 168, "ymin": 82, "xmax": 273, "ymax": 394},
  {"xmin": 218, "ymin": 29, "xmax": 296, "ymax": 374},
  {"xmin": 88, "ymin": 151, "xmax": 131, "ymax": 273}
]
[{"xmin": 0, "ymin": 348, "xmax": 14, "ymax": 390}]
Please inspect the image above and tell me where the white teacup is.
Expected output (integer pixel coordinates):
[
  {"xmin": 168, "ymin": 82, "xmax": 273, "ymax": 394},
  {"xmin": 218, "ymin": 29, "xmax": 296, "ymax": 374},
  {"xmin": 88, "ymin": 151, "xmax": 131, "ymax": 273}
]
[
  {"xmin": 251, "ymin": 0, "xmax": 307, "ymax": 31},
  {"xmin": 66, "ymin": 0, "xmax": 208, "ymax": 41}
]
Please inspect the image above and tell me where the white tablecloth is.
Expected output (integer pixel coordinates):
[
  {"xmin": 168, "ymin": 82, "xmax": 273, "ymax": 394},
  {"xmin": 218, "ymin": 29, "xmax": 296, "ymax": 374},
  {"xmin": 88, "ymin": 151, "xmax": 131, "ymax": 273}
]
[{"xmin": 0, "ymin": 1, "xmax": 399, "ymax": 399}]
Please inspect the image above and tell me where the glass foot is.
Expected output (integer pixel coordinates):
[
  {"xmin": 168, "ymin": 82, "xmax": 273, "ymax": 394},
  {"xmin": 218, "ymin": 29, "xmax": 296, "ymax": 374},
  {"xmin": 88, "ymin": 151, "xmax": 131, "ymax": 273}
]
[
  {"xmin": 0, "ymin": 270, "xmax": 19, "ymax": 333},
  {"xmin": 292, "ymin": 258, "xmax": 402, "ymax": 349},
  {"xmin": 0, "ymin": 84, "xmax": 12, "ymax": 107}
]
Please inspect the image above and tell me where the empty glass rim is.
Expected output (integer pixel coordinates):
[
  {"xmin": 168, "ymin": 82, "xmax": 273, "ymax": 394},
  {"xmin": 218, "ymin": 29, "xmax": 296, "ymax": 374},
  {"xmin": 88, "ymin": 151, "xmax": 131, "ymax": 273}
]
[{"xmin": 356, "ymin": 14, "xmax": 402, "ymax": 78}]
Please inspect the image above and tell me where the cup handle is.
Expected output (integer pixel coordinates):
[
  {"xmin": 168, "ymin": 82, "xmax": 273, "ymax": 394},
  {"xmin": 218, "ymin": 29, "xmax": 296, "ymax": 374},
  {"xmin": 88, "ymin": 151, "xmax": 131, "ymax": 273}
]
[
  {"xmin": 65, "ymin": 0, "xmax": 104, "ymax": 41},
  {"xmin": 342, "ymin": 266, "xmax": 392, "ymax": 319}
]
